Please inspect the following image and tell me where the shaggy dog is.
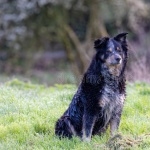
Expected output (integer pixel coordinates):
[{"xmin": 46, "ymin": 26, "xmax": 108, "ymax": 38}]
[{"xmin": 55, "ymin": 33, "xmax": 128, "ymax": 142}]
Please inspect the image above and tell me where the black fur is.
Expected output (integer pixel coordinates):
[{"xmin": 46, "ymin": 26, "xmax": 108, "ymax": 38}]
[{"xmin": 55, "ymin": 33, "xmax": 128, "ymax": 141}]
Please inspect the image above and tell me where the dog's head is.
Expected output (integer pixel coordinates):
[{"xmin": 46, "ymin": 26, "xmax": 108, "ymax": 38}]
[{"xmin": 94, "ymin": 33, "xmax": 128, "ymax": 76}]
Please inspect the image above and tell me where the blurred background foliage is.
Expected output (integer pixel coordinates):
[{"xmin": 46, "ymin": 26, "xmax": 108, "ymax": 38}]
[{"xmin": 0, "ymin": 0, "xmax": 150, "ymax": 85}]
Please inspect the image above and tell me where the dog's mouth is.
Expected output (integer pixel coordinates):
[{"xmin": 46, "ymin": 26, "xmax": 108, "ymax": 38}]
[
  {"xmin": 108, "ymin": 65, "xmax": 122, "ymax": 76},
  {"xmin": 104, "ymin": 55, "xmax": 123, "ymax": 77},
  {"xmin": 106, "ymin": 57, "xmax": 122, "ymax": 67},
  {"xmin": 110, "ymin": 57, "xmax": 122, "ymax": 66},
  {"xmin": 104, "ymin": 59, "xmax": 123, "ymax": 76},
  {"xmin": 105, "ymin": 54, "xmax": 122, "ymax": 67},
  {"xmin": 110, "ymin": 59, "xmax": 122, "ymax": 66}
]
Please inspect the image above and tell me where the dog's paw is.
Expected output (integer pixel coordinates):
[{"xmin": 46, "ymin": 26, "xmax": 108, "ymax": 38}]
[{"xmin": 82, "ymin": 137, "xmax": 91, "ymax": 142}]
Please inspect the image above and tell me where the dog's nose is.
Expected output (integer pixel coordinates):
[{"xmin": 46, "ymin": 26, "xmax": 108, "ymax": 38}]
[
  {"xmin": 115, "ymin": 56, "xmax": 121, "ymax": 63},
  {"xmin": 116, "ymin": 57, "xmax": 121, "ymax": 62}
]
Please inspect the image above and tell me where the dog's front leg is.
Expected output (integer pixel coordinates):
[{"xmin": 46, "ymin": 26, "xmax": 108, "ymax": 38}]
[
  {"xmin": 110, "ymin": 111, "xmax": 122, "ymax": 136},
  {"xmin": 82, "ymin": 111, "xmax": 96, "ymax": 142}
]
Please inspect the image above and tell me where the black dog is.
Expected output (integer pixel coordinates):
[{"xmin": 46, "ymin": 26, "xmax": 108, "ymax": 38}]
[{"xmin": 55, "ymin": 33, "xmax": 128, "ymax": 142}]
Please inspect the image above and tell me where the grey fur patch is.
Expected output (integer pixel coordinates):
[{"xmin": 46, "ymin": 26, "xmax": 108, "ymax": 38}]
[
  {"xmin": 68, "ymin": 121, "xmax": 77, "ymax": 136},
  {"xmin": 82, "ymin": 116, "xmax": 96, "ymax": 142},
  {"xmin": 99, "ymin": 85, "xmax": 125, "ymax": 127}
]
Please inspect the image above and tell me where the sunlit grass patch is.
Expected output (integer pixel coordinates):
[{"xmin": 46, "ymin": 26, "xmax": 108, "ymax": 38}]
[{"xmin": 0, "ymin": 79, "xmax": 150, "ymax": 149}]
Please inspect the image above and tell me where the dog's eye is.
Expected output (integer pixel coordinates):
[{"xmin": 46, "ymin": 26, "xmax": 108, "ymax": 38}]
[
  {"xmin": 107, "ymin": 48, "xmax": 112, "ymax": 53},
  {"xmin": 116, "ymin": 47, "xmax": 121, "ymax": 51}
]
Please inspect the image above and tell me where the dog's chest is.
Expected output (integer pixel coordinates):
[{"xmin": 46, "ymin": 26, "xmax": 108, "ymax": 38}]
[
  {"xmin": 99, "ymin": 85, "xmax": 124, "ymax": 107},
  {"xmin": 98, "ymin": 85, "xmax": 124, "ymax": 124}
]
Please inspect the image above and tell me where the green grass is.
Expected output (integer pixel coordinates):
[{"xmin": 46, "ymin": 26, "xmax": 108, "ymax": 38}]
[{"xmin": 0, "ymin": 79, "xmax": 150, "ymax": 150}]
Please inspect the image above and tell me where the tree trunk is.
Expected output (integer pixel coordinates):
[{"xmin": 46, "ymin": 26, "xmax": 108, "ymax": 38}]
[{"xmin": 57, "ymin": 0, "xmax": 108, "ymax": 84}]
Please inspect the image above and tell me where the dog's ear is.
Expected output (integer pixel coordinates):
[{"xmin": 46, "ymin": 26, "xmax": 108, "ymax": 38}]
[
  {"xmin": 114, "ymin": 32, "xmax": 128, "ymax": 43},
  {"xmin": 94, "ymin": 37, "xmax": 109, "ymax": 50}
]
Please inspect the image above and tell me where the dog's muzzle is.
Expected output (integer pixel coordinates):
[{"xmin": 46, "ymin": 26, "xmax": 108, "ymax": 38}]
[{"xmin": 115, "ymin": 56, "xmax": 122, "ymax": 64}]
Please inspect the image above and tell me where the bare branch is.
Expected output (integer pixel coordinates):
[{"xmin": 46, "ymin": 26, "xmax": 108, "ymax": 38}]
[{"xmin": 63, "ymin": 24, "xmax": 90, "ymax": 71}]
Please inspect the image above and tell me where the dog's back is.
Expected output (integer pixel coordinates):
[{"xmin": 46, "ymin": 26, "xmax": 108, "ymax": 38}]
[{"xmin": 55, "ymin": 33, "xmax": 128, "ymax": 141}]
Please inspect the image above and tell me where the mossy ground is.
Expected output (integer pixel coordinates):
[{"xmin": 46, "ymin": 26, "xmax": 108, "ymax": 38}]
[{"xmin": 0, "ymin": 79, "xmax": 150, "ymax": 150}]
